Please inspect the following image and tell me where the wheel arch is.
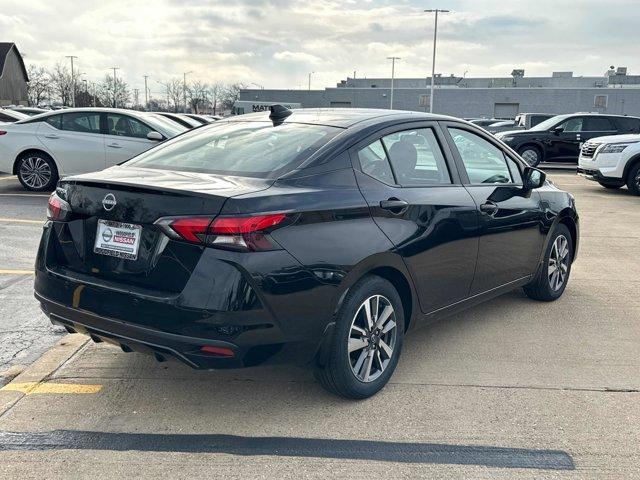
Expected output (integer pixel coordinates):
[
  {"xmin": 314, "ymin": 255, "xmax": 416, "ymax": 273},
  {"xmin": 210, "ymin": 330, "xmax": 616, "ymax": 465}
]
[
  {"xmin": 12, "ymin": 148, "xmax": 58, "ymax": 175},
  {"xmin": 622, "ymin": 153, "xmax": 640, "ymax": 181}
]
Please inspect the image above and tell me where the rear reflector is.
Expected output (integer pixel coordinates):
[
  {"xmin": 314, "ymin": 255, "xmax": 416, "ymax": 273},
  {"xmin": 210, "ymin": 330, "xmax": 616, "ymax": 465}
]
[{"xmin": 200, "ymin": 345, "xmax": 235, "ymax": 357}]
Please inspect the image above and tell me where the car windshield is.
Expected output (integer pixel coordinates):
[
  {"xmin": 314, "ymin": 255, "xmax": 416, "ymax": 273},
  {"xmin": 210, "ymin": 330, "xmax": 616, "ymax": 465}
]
[
  {"xmin": 529, "ymin": 115, "xmax": 569, "ymax": 132},
  {"xmin": 125, "ymin": 121, "xmax": 342, "ymax": 178}
]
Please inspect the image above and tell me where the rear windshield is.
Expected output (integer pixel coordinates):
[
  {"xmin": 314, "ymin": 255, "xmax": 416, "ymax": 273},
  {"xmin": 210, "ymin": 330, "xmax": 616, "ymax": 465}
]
[{"xmin": 125, "ymin": 121, "xmax": 342, "ymax": 178}]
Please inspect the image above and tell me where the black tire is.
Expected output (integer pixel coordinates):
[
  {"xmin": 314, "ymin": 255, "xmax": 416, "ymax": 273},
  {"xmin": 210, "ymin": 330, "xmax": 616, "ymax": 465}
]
[
  {"xmin": 518, "ymin": 145, "xmax": 542, "ymax": 167},
  {"xmin": 523, "ymin": 224, "xmax": 573, "ymax": 302},
  {"xmin": 598, "ymin": 182, "xmax": 622, "ymax": 190},
  {"xmin": 16, "ymin": 151, "xmax": 58, "ymax": 192},
  {"xmin": 626, "ymin": 163, "xmax": 640, "ymax": 196},
  {"xmin": 314, "ymin": 275, "xmax": 405, "ymax": 399}
]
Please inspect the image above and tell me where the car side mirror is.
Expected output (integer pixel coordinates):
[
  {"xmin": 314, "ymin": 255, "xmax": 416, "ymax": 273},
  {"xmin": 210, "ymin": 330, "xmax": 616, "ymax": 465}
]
[
  {"xmin": 147, "ymin": 131, "xmax": 164, "ymax": 141},
  {"xmin": 550, "ymin": 126, "xmax": 564, "ymax": 135},
  {"xmin": 523, "ymin": 166, "xmax": 546, "ymax": 190}
]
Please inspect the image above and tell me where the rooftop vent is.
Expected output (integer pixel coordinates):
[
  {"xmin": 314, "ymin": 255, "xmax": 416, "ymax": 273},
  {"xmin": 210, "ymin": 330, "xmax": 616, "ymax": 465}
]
[
  {"xmin": 511, "ymin": 69, "xmax": 525, "ymax": 78},
  {"xmin": 552, "ymin": 71, "xmax": 573, "ymax": 78},
  {"xmin": 616, "ymin": 67, "xmax": 628, "ymax": 75}
]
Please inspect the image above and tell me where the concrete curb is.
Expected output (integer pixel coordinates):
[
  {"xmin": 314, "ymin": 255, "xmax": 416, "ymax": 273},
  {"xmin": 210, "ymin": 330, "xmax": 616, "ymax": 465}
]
[{"xmin": 0, "ymin": 334, "xmax": 88, "ymax": 417}]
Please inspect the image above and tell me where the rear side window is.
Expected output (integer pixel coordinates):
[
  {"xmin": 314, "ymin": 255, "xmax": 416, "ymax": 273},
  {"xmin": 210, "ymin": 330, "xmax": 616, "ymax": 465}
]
[
  {"xmin": 126, "ymin": 121, "xmax": 341, "ymax": 178},
  {"xmin": 616, "ymin": 117, "xmax": 640, "ymax": 133},
  {"xmin": 357, "ymin": 140, "xmax": 395, "ymax": 185},
  {"xmin": 44, "ymin": 114, "xmax": 62, "ymax": 129},
  {"xmin": 381, "ymin": 128, "xmax": 451, "ymax": 185},
  {"xmin": 448, "ymin": 128, "xmax": 512, "ymax": 184},
  {"xmin": 584, "ymin": 117, "xmax": 615, "ymax": 131},
  {"xmin": 61, "ymin": 112, "xmax": 101, "ymax": 133}
]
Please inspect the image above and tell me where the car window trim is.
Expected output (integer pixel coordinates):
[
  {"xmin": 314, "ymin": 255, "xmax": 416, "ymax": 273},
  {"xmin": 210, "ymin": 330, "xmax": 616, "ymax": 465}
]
[
  {"xmin": 347, "ymin": 120, "xmax": 463, "ymax": 188},
  {"xmin": 440, "ymin": 121, "xmax": 524, "ymax": 187}
]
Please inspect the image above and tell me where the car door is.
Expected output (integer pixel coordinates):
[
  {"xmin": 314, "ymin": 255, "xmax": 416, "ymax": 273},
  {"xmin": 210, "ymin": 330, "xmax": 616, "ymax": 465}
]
[
  {"xmin": 104, "ymin": 113, "xmax": 159, "ymax": 167},
  {"xmin": 351, "ymin": 122, "xmax": 479, "ymax": 314},
  {"xmin": 443, "ymin": 124, "xmax": 545, "ymax": 294},
  {"xmin": 36, "ymin": 111, "xmax": 106, "ymax": 175},
  {"xmin": 545, "ymin": 116, "xmax": 585, "ymax": 160}
]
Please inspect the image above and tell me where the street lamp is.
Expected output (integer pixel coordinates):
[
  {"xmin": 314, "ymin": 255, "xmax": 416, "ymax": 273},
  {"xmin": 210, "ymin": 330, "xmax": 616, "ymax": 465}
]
[
  {"xmin": 143, "ymin": 75, "xmax": 150, "ymax": 110},
  {"xmin": 110, "ymin": 67, "xmax": 119, "ymax": 108},
  {"xmin": 308, "ymin": 71, "xmax": 314, "ymax": 91},
  {"xmin": 424, "ymin": 9, "xmax": 449, "ymax": 113},
  {"xmin": 387, "ymin": 57, "xmax": 401, "ymax": 109},
  {"xmin": 183, "ymin": 71, "xmax": 193, "ymax": 113},
  {"xmin": 65, "ymin": 55, "xmax": 78, "ymax": 107}
]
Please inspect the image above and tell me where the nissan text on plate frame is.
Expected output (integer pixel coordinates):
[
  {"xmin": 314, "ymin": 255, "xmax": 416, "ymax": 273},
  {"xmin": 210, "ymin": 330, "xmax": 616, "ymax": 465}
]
[{"xmin": 35, "ymin": 107, "xmax": 579, "ymax": 399}]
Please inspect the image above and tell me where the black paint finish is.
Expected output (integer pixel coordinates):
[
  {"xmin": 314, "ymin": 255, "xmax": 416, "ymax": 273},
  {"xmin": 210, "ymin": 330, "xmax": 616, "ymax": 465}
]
[
  {"xmin": 0, "ymin": 430, "xmax": 575, "ymax": 470},
  {"xmin": 34, "ymin": 109, "xmax": 579, "ymax": 370}
]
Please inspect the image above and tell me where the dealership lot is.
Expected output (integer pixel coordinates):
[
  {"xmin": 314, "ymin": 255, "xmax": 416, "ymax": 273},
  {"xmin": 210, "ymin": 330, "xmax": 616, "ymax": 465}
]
[{"xmin": 0, "ymin": 171, "xmax": 638, "ymax": 478}]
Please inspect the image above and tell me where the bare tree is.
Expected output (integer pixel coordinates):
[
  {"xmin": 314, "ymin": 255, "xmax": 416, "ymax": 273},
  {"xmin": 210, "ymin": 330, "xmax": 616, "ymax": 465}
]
[
  {"xmin": 49, "ymin": 62, "xmax": 73, "ymax": 106},
  {"xmin": 187, "ymin": 81, "xmax": 208, "ymax": 114},
  {"xmin": 166, "ymin": 79, "xmax": 183, "ymax": 113},
  {"xmin": 219, "ymin": 83, "xmax": 246, "ymax": 112},
  {"xmin": 97, "ymin": 74, "xmax": 131, "ymax": 108},
  {"xmin": 208, "ymin": 82, "xmax": 223, "ymax": 115},
  {"xmin": 26, "ymin": 64, "xmax": 52, "ymax": 106}
]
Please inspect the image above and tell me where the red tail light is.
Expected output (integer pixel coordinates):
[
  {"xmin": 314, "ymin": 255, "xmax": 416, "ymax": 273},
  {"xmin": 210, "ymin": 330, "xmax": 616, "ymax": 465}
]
[
  {"xmin": 47, "ymin": 192, "xmax": 71, "ymax": 221},
  {"xmin": 200, "ymin": 345, "xmax": 235, "ymax": 357},
  {"xmin": 0, "ymin": 131, "xmax": 7, "ymax": 136},
  {"xmin": 155, "ymin": 213, "xmax": 288, "ymax": 251}
]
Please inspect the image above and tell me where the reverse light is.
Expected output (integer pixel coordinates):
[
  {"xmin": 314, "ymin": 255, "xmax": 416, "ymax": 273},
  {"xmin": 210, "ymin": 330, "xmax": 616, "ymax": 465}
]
[
  {"xmin": 46, "ymin": 192, "xmax": 71, "ymax": 221},
  {"xmin": 155, "ymin": 213, "xmax": 288, "ymax": 251}
]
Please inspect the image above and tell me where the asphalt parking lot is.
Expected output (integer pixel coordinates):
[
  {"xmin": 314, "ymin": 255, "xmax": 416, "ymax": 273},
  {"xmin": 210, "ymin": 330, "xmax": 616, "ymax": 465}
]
[{"xmin": 0, "ymin": 171, "xmax": 638, "ymax": 478}]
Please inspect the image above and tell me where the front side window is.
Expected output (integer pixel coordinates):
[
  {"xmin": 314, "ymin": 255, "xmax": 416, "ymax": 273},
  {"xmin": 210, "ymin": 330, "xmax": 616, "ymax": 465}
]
[
  {"xmin": 107, "ymin": 114, "xmax": 153, "ymax": 138},
  {"xmin": 449, "ymin": 128, "xmax": 512, "ymax": 184},
  {"xmin": 357, "ymin": 140, "xmax": 395, "ymax": 185},
  {"xmin": 558, "ymin": 117, "xmax": 584, "ymax": 132},
  {"xmin": 381, "ymin": 128, "xmax": 451, "ymax": 185},
  {"xmin": 61, "ymin": 112, "xmax": 101, "ymax": 134},
  {"xmin": 126, "ymin": 121, "xmax": 341, "ymax": 178}
]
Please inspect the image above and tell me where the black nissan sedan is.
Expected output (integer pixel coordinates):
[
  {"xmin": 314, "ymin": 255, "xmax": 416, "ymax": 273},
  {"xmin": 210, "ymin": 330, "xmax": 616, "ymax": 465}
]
[{"xmin": 35, "ymin": 107, "xmax": 579, "ymax": 399}]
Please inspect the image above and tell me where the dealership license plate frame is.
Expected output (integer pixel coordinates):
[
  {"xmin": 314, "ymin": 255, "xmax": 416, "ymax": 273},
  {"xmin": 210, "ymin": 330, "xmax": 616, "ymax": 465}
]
[{"xmin": 94, "ymin": 219, "xmax": 142, "ymax": 261}]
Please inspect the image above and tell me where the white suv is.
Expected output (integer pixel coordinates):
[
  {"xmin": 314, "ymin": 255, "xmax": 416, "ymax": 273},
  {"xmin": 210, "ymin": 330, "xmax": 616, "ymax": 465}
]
[{"xmin": 578, "ymin": 134, "xmax": 640, "ymax": 196}]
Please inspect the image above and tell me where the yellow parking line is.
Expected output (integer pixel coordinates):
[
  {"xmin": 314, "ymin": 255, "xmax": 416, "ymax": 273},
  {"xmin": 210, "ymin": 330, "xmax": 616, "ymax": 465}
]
[
  {"xmin": 1, "ymin": 382, "xmax": 102, "ymax": 395},
  {"xmin": 0, "ymin": 269, "xmax": 33, "ymax": 275},
  {"xmin": 0, "ymin": 176, "xmax": 17, "ymax": 181},
  {"xmin": 0, "ymin": 217, "xmax": 43, "ymax": 224}
]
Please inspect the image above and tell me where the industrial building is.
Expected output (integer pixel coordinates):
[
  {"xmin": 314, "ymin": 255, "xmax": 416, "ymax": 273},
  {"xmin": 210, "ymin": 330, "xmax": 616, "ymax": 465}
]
[
  {"xmin": 238, "ymin": 68, "xmax": 640, "ymax": 119},
  {"xmin": 0, "ymin": 42, "xmax": 28, "ymax": 106}
]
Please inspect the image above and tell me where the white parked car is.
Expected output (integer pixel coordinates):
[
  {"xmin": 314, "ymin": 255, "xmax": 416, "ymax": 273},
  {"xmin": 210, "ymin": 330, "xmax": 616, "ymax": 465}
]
[
  {"xmin": 0, "ymin": 108, "xmax": 187, "ymax": 191},
  {"xmin": 0, "ymin": 108, "xmax": 29, "ymax": 123},
  {"xmin": 578, "ymin": 134, "xmax": 640, "ymax": 196}
]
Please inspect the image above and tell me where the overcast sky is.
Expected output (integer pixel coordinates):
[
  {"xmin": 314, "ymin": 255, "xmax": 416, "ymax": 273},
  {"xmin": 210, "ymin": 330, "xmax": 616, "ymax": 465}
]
[{"xmin": 1, "ymin": 0, "xmax": 638, "ymax": 95}]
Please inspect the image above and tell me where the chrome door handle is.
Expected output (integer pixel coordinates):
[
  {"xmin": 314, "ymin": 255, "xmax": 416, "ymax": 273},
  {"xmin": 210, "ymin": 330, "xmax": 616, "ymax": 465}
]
[
  {"xmin": 107, "ymin": 143, "xmax": 123, "ymax": 148},
  {"xmin": 44, "ymin": 134, "xmax": 59, "ymax": 139},
  {"xmin": 380, "ymin": 198, "xmax": 409, "ymax": 214},
  {"xmin": 480, "ymin": 202, "xmax": 499, "ymax": 216}
]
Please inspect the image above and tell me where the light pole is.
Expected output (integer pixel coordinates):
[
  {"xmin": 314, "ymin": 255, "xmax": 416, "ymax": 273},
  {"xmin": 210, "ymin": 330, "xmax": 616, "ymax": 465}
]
[
  {"xmin": 143, "ymin": 75, "xmax": 149, "ymax": 110},
  {"xmin": 156, "ymin": 80, "xmax": 170, "ymax": 111},
  {"xmin": 110, "ymin": 67, "xmax": 119, "ymax": 108},
  {"xmin": 424, "ymin": 9, "xmax": 449, "ymax": 113},
  {"xmin": 387, "ymin": 56, "xmax": 401, "ymax": 109},
  {"xmin": 308, "ymin": 71, "xmax": 314, "ymax": 91},
  {"xmin": 65, "ymin": 55, "xmax": 78, "ymax": 107},
  {"xmin": 183, "ymin": 71, "xmax": 193, "ymax": 113}
]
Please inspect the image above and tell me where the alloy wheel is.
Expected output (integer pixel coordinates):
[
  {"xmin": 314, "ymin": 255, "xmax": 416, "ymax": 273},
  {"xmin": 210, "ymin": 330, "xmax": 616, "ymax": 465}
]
[
  {"xmin": 635, "ymin": 170, "xmax": 640, "ymax": 189},
  {"xmin": 19, "ymin": 156, "xmax": 52, "ymax": 189},
  {"xmin": 348, "ymin": 295, "xmax": 397, "ymax": 383},
  {"xmin": 548, "ymin": 235, "xmax": 570, "ymax": 291},
  {"xmin": 521, "ymin": 149, "xmax": 539, "ymax": 166}
]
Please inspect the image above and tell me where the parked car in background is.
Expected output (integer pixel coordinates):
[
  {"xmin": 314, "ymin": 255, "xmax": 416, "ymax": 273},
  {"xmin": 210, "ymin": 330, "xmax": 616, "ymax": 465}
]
[
  {"xmin": 184, "ymin": 113, "xmax": 213, "ymax": 125},
  {"xmin": 486, "ymin": 120, "xmax": 518, "ymax": 134},
  {"xmin": 495, "ymin": 113, "xmax": 640, "ymax": 166},
  {"xmin": 35, "ymin": 107, "xmax": 579, "ymax": 399},
  {"xmin": 0, "ymin": 108, "xmax": 29, "ymax": 123},
  {"xmin": 154, "ymin": 112, "xmax": 202, "ymax": 129},
  {"xmin": 7, "ymin": 106, "xmax": 50, "ymax": 116},
  {"xmin": 514, "ymin": 113, "xmax": 554, "ymax": 130},
  {"xmin": 578, "ymin": 134, "xmax": 640, "ymax": 195},
  {"xmin": 204, "ymin": 115, "xmax": 223, "ymax": 121},
  {"xmin": 0, "ymin": 108, "xmax": 186, "ymax": 191},
  {"xmin": 469, "ymin": 118, "xmax": 501, "ymax": 129}
]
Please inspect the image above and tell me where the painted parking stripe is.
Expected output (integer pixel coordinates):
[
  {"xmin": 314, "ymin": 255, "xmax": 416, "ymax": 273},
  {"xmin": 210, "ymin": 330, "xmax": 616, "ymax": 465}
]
[
  {"xmin": 1, "ymin": 382, "xmax": 102, "ymax": 395},
  {"xmin": 0, "ymin": 176, "xmax": 17, "ymax": 181},
  {"xmin": 0, "ymin": 217, "xmax": 43, "ymax": 224},
  {"xmin": 0, "ymin": 269, "xmax": 34, "ymax": 275}
]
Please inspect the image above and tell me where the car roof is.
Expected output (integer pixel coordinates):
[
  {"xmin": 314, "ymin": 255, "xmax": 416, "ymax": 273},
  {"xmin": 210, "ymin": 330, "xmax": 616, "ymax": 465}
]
[
  {"xmin": 229, "ymin": 108, "xmax": 456, "ymax": 128},
  {"xmin": 18, "ymin": 107, "xmax": 161, "ymax": 122}
]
